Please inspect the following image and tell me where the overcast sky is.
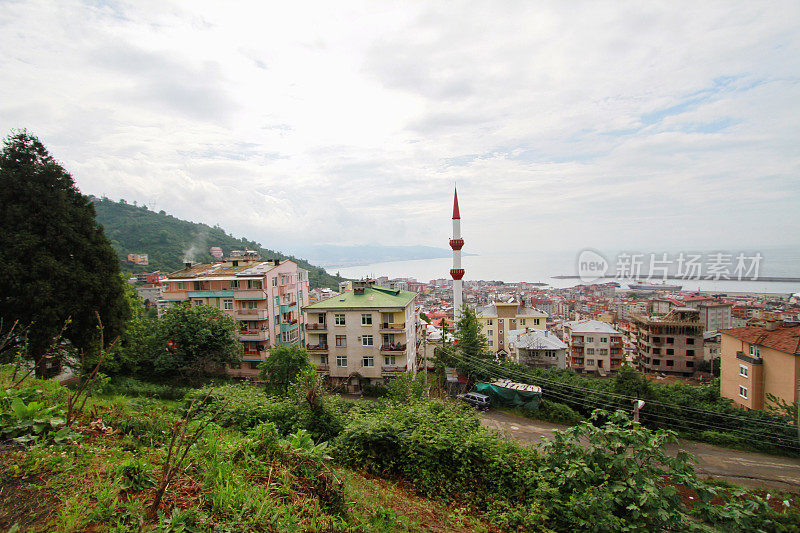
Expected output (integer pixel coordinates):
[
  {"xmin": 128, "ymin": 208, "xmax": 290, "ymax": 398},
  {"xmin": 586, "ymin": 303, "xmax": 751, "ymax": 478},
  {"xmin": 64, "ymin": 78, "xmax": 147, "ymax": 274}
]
[{"xmin": 1, "ymin": 1, "xmax": 798, "ymax": 256}]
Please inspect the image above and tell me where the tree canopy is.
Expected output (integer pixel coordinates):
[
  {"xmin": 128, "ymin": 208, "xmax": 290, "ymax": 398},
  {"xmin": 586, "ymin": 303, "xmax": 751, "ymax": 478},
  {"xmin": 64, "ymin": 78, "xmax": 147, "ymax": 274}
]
[
  {"xmin": 0, "ymin": 131, "xmax": 129, "ymax": 375},
  {"xmin": 258, "ymin": 345, "xmax": 312, "ymax": 393}
]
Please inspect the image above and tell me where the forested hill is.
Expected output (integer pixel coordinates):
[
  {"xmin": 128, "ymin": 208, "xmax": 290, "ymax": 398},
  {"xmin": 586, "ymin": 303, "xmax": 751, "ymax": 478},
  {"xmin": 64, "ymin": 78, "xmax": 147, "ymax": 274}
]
[{"xmin": 92, "ymin": 198, "xmax": 346, "ymax": 289}]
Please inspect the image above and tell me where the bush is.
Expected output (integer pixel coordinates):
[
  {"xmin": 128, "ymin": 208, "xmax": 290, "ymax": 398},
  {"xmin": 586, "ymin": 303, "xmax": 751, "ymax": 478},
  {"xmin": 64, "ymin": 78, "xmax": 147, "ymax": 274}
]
[
  {"xmin": 104, "ymin": 377, "xmax": 189, "ymax": 401},
  {"xmin": 534, "ymin": 399, "xmax": 584, "ymax": 425}
]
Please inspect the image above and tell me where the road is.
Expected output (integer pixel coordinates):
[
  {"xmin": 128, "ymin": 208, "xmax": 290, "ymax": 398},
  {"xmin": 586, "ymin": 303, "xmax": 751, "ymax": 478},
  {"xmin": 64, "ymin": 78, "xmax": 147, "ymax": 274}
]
[{"xmin": 480, "ymin": 410, "xmax": 800, "ymax": 491}]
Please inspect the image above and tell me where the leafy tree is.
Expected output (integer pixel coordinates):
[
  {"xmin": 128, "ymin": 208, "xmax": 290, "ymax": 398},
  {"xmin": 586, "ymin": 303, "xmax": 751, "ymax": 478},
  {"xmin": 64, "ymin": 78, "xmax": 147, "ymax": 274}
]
[
  {"xmin": 454, "ymin": 305, "xmax": 489, "ymax": 360},
  {"xmin": 385, "ymin": 371, "xmax": 426, "ymax": 402},
  {"xmin": 153, "ymin": 303, "xmax": 241, "ymax": 380},
  {"xmin": 258, "ymin": 345, "xmax": 312, "ymax": 393},
  {"xmin": 0, "ymin": 131, "xmax": 129, "ymax": 376},
  {"xmin": 612, "ymin": 365, "xmax": 653, "ymax": 400},
  {"xmin": 419, "ymin": 311, "xmax": 430, "ymax": 324}
]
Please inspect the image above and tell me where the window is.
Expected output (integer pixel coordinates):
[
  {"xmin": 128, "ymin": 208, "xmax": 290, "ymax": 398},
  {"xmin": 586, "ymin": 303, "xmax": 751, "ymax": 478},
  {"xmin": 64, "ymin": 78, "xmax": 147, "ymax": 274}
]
[
  {"xmin": 686, "ymin": 349, "xmax": 695, "ymax": 356},
  {"xmin": 587, "ymin": 337, "xmax": 594, "ymax": 342},
  {"xmin": 334, "ymin": 314, "xmax": 345, "ymax": 326},
  {"xmin": 600, "ymin": 337, "xmax": 608, "ymax": 343},
  {"xmin": 488, "ymin": 340, "xmax": 493, "ymax": 346},
  {"xmin": 599, "ymin": 349, "xmax": 608, "ymax": 355},
  {"xmin": 362, "ymin": 355, "xmax": 374, "ymax": 367},
  {"xmin": 192, "ymin": 299, "xmax": 203, "ymax": 306},
  {"xmin": 666, "ymin": 348, "xmax": 674, "ymax": 355},
  {"xmin": 247, "ymin": 280, "xmax": 262, "ymax": 289},
  {"xmin": 487, "ymin": 319, "xmax": 493, "ymax": 325},
  {"xmin": 487, "ymin": 330, "xmax": 493, "ymax": 336},
  {"xmin": 520, "ymin": 319, "xmax": 526, "ymax": 325},
  {"xmin": 686, "ymin": 361, "xmax": 694, "ymax": 367},
  {"xmin": 384, "ymin": 354, "xmax": 396, "ymax": 365},
  {"xmin": 272, "ymin": 277, "xmax": 277, "ymax": 286},
  {"xmin": 666, "ymin": 337, "xmax": 674, "ymax": 344},
  {"xmin": 320, "ymin": 354, "xmax": 328, "ymax": 364},
  {"xmin": 230, "ymin": 280, "xmax": 239, "ymax": 289},
  {"xmin": 534, "ymin": 318, "xmax": 540, "ymax": 325},
  {"xmin": 666, "ymin": 360, "xmax": 674, "ymax": 367},
  {"xmin": 653, "ymin": 348, "xmax": 661, "ymax": 355},
  {"xmin": 739, "ymin": 385, "xmax": 748, "ymax": 399},
  {"xmin": 176, "ymin": 281, "xmax": 187, "ymax": 290},
  {"xmin": 361, "ymin": 313, "xmax": 373, "ymax": 326},
  {"xmin": 242, "ymin": 300, "xmax": 257, "ymax": 309},
  {"xmin": 317, "ymin": 314, "xmax": 326, "ymax": 324},
  {"xmin": 223, "ymin": 299, "xmax": 233, "ymax": 310},
  {"xmin": 739, "ymin": 364, "xmax": 748, "ymax": 377},
  {"xmin": 652, "ymin": 359, "xmax": 661, "ymax": 365},
  {"xmin": 336, "ymin": 355, "xmax": 347, "ymax": 367},
  {"xmin": 687, "ymin": 338, "xmax": 695, "ymax": 345},
  {"xmin": 587, "ymin": 359, "xmax": 594, "ymax": 365},
  {"xmin": 335, "ymin": 335, "xmax": 347, "ymax": 347},
  {"xmin": 586, "ymin": 348, "xmax": 595, "ymax": 355},
  {"xmin": 749, "ymin": 345, "xmax": 761, "ymax": 357},
  {"xmin": 499, "ymin": 329, "xmax": 504, "ymax": 334},
  {"xmin": 193, "ymin": 281, "xmax": 202, "ymax": 290},
  {"xmin": 362, "ymin": 335, "xmax": 373, "ymax": 346}
]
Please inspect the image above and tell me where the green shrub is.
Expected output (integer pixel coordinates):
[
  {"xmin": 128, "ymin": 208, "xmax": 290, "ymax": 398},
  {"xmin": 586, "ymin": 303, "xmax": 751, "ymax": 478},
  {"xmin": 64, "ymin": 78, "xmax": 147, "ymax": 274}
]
[
  {"xmin": 117, "ymin": 457, "xmax": 156, "ymax": 491},
  {"xmin": 104, "ymin": 377, "xmax": 189, "ymax": 400},
  {"xmin": 535, "ymin": 399, "xmax": 584, "ymax": 425},
  {"xmin": 247, "ymin": 421, "xmax": 279, "ymax": 455}
]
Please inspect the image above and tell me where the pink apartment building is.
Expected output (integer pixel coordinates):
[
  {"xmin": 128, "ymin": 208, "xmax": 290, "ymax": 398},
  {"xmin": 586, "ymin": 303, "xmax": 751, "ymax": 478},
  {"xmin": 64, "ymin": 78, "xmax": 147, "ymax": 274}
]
[{"xmin": 161, "ymin": 251, "xmax": 309, "ymax": 377}]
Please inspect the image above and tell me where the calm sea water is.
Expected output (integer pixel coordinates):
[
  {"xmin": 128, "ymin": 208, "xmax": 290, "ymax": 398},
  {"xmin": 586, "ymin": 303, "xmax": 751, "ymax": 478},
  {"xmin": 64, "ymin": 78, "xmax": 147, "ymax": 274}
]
[{"xmin": 328, "ymin": 247, "xmax": 800, "ymax": 295}]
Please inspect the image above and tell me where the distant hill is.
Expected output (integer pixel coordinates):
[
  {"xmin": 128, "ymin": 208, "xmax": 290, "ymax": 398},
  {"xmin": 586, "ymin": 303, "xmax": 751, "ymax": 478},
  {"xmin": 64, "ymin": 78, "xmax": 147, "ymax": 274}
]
[
  {"xmin": 92, "ymin": 198, "xmax": 346, "ymax": 289},
  {"xmin": 286, "ymin": 243, "xmax": 465, "ymax": 267}
]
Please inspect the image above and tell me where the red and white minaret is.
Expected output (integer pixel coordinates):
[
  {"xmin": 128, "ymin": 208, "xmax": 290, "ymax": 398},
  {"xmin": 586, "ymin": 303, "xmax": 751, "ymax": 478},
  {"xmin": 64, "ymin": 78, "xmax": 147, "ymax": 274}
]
[{"xmin": 450, "ymin": 187, "xmax": 465, "ymax": 321}]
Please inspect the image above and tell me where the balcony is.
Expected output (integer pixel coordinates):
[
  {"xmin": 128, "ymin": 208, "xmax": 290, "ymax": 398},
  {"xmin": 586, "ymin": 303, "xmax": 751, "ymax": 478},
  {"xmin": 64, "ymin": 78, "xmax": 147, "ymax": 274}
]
[
  {"xmin": 307, "ymin": 343, "xmax": 329, "ymax": 352},
  {"xmin": 571, "ymin": 338, "xmax": 584, "ymax": 346},
  {"xmin": 238, "ymin": 330, "xmax": 269, "ymax": 341},
  {"xmin": 242, "ymin": 348, "xmax": 268, "ymax": 359},
  {"xmin": 380, "ymin": 323, "xmax": 405, "ymax": 331},
  {"xmin": 307, "ymin": 323, "xmax": 327, "ymax": 331},
  {"xmin": 315, "ymin": 364, "xmax": 329, "ymax": 373},
  {"xmin": 380, "ymin": 343, "xmax": 407, "ymax": 353},
  {"xmin": 278, "ymin": 284, "xmax": 296, "ymax": 295},
  {"xmin": 233, "ymin": 290, "xmax": 267, "ymax": 301},
  {"xmin": 381, "ymin": 365, "xmax": 405, "ymax": 376},
  {"xmin": 280, "ymin": 303, "xmax": 297, "ymax": 314},
  {"xmin": 236, "ymin": 309, "xmax": 268, "ymax": 320}
]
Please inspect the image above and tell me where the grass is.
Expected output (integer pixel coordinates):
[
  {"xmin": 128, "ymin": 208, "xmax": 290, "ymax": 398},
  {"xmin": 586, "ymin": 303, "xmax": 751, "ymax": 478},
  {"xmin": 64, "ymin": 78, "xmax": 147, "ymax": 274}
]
[{"xmin": 0, "ymin": 369, "xmax": 495, "ymax": 532}]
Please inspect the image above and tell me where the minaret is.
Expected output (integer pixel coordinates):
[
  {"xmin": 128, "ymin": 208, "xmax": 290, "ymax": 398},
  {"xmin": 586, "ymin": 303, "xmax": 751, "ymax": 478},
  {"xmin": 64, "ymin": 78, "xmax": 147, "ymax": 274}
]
[{"xmin": 450, "ymin": 187, "xmax": 465, "ymax": 321}]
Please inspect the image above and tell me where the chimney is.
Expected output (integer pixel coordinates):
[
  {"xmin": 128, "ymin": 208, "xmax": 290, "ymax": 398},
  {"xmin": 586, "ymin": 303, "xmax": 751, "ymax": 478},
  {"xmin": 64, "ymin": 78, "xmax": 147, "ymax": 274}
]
[{"xmin": 184, "ymin": 261, "xmax": 192, "ymax": 269}]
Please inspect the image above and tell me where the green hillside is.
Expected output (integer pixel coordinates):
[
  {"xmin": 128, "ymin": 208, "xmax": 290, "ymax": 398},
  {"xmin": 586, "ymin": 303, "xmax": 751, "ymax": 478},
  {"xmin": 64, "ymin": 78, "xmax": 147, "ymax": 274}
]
[{"xmin": 93, "ymin": 197, "xmax": 346, "ymax": 289}]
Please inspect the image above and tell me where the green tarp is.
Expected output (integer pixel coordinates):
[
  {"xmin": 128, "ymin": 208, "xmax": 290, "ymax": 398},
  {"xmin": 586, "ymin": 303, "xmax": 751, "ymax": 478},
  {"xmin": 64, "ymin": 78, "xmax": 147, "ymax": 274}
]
[{"xmin": 474, "ymin": 382, "xmax": 542, "ymax": 411}]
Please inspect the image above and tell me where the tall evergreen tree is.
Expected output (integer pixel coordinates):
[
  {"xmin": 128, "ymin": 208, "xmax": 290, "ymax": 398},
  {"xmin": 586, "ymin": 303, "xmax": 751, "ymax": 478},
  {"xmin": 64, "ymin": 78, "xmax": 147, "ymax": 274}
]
[{"xmin": 0, "ymin": 131, "xmax": 130, "ymax": 375}]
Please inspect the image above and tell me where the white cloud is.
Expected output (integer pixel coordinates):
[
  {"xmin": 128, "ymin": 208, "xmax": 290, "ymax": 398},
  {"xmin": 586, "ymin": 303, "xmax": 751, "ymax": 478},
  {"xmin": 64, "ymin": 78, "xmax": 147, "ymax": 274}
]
[{"xmin": 0, "ymin": 0, "xmax": 798, "ymax": 256}]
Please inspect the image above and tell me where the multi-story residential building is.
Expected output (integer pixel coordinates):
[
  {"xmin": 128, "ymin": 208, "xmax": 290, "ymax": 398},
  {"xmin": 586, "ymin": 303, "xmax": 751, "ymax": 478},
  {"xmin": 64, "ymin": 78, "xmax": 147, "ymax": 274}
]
[
  {"xmin": 632, "ymin": 308, "xmax": 703, "ymax": 376},
  {"xmin": 698, "ymin": 303, "xmax": 733, "ymax": 331},
  {"xmin": 506, "ymin": 329, "xmax": 567, "ymax": 369},
  {"xmin": 528, "ymin": 298, "xmax": 554, "ymax": 317},
  {"xmin": 562, "ymin": 320, "xmax": 624, "ymax": 374},
  {"xmin": 476, "ymin": 301, "xmax": 547, "ymax": 355},
  {"xmin": 303, "ymin": 279, "xmax": 419, "ymax": 392},
  {"xmin": 720, "ymin": 321, "xmax": 800, "ymax": 410},
  {"xmin": 161, "ymin": 251, "xmax": 309, "ymax": 377}
]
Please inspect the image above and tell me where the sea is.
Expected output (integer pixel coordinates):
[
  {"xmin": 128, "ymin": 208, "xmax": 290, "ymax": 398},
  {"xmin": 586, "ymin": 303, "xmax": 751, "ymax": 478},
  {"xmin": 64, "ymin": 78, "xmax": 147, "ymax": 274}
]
[{"xmin": 327, "ymin": 247, "xmax": 800, "ymax": 296}]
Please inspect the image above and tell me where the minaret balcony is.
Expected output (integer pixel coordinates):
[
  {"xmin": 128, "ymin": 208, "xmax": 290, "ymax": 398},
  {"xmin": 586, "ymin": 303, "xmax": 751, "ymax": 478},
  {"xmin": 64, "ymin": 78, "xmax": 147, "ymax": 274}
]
[
  {"xmin": 449, "ymin": 238, "xmax": 464, "ymax": 250},
  {"xmin": 450, "ymin": 268, "xmax": 465, "ymax": 280}
]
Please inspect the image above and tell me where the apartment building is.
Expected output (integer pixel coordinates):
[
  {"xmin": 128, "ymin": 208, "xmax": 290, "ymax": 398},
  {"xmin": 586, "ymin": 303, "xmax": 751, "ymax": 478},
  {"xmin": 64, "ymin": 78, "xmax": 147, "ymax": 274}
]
[
  {"xmin": 506, "ymin": 329, "xmax": 567, "ymax": 369},
  {"xmin": 720, "ymin": 322, "xmax": 800, "ymax": 410},
  {"xmin": 476, "ymin": 301, "xmax": 547, "ymax": 355},
  {"xmin": 632, "ymin": 308, "xmax": 703, "ymax": 376},
  {"xmin": 562, "ymin": 319, "xmax": 624, "ymax": 375},
  {"xmin": 303, "ymin": 279, "xmax": 419, "ymax": 391},
  {"xmin": 161, "ymin": 251, "xmax": 309, "ymax": 377},
  {"xmin": 652, "ymin": 296, "xmax": 732, "ymax": 331}
]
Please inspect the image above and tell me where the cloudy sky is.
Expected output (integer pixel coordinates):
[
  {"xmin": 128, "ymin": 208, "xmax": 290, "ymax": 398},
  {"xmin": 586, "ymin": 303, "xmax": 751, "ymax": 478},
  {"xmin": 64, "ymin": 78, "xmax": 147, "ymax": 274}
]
[{"xmin": 1, "ymin": 0, "xmax": 798, "ymax": 256}]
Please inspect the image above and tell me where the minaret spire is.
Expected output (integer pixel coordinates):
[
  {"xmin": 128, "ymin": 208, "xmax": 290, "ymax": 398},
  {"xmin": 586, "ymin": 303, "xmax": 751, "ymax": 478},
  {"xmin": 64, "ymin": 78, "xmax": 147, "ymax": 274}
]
[{"xmin": 449, "ymin": 187, "xmax": 464, "ymax": 321}]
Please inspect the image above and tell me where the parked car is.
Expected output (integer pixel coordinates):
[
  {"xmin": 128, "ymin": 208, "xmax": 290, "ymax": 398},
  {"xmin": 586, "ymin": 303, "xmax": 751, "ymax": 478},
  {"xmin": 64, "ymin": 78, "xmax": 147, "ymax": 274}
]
[{"xmin": 457, "ymin": 392, "xmax": 491, "ymax": 410}]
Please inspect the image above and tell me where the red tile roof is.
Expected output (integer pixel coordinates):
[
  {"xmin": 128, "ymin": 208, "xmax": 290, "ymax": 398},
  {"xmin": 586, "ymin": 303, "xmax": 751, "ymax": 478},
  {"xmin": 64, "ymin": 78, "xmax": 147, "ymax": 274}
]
[{"xmin": 722, "ymin": 325, "xmax": 800, "ymax": 355}]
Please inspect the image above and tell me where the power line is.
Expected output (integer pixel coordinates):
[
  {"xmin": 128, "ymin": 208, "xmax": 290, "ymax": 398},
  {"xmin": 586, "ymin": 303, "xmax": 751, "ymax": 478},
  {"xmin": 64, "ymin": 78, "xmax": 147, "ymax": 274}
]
[
  {"xmin": 449, "ymin": 352, "xmax": 794, "ymax": 430},
  {"xmin": 446, "ymin": 352, "xmax": 798, "ymax": 445}
]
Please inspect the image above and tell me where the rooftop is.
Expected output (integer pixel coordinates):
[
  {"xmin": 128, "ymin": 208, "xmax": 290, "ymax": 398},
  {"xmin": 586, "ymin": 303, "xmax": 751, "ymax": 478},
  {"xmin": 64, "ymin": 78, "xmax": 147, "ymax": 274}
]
[
  {"xmin": 167, "ymin": 260, "xmax": 294, "ymax": 280},
  {"xmin": 507, "ymin": 329, "xmax": 567, "ymax": 350},
  {"xmin": 722, "ymin": 324, "xmax": 800, "ymax": 355},
  {"xmin": 563, "ymin": 319, "xmax": 621, "ymax": 334},
  {"xmin": 305, "ymin": 285, "xmax": 417, "ymax": 309}
]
